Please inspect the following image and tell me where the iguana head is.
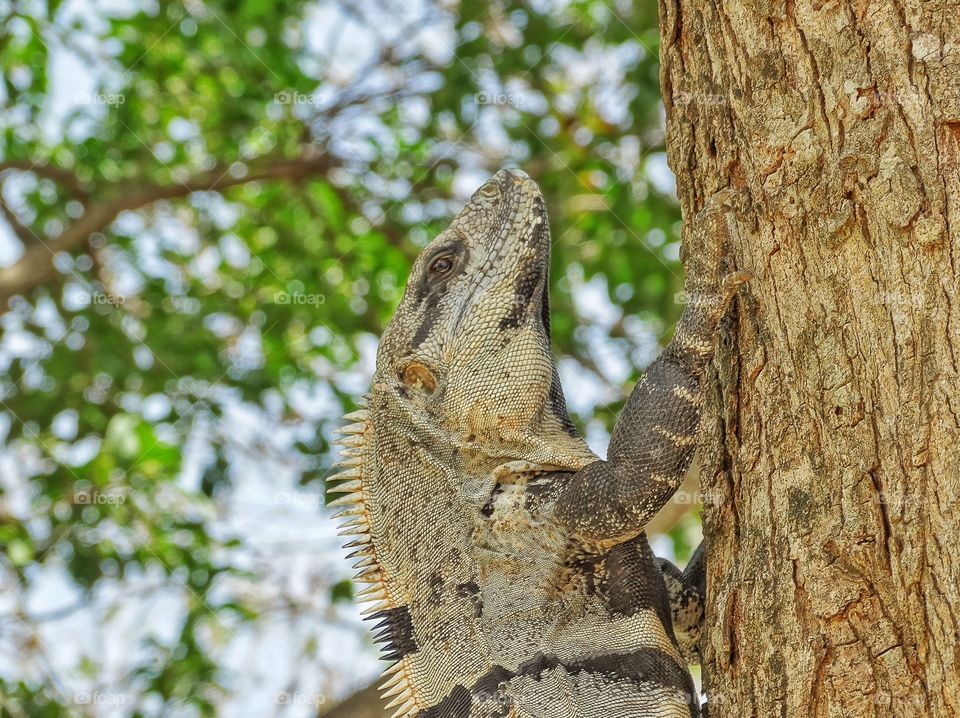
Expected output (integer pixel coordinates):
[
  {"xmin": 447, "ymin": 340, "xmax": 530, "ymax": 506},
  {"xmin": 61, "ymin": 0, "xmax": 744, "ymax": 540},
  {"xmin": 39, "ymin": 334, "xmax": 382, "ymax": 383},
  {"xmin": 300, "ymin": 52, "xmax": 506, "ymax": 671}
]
[{"xmin": 375, "ymin": 169, "xmax": 588, "ymax": 462}]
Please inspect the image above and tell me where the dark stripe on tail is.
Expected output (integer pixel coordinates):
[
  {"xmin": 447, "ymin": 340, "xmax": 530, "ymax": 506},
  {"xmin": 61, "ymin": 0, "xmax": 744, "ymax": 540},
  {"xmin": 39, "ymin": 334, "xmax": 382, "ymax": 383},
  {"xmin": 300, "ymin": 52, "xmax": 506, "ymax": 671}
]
[
  {"xmin": 514, "ymin": 648, "xmax": 691, "ymax": 696},
  {"xmin": 416, "ymin": 647, "xmax": 696, "ymax": 717}
]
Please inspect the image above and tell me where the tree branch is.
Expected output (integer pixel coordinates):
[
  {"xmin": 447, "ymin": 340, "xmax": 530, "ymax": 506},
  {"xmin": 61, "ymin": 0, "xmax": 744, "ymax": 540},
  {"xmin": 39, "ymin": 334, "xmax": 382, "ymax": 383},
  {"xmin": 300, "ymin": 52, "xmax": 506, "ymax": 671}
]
[
  {"xmin": 319, "ymin": 682, "xmax": 386, "ymax": 717},
  {"xmin": 0, "ymin": 160, "xmax": 90, "ymax": 201},
  {"xmin": 0, "ymin": 197, "xmax": 40, "ymax": 248},
  {"xmin": 0, "ymin": 153, "xmax": 335, "ymax": 308}
]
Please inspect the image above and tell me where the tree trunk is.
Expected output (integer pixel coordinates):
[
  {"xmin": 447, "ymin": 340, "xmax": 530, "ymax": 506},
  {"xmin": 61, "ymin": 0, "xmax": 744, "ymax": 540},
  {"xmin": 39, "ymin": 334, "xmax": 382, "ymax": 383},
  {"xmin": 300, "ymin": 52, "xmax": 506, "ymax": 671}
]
[
  {"xmin": 659, "ymin": 0, "xmax": 960, "ymax": 715},
  {"xmin": 320, "ymin": 684, "xmax": 387, "ymax": 717}
]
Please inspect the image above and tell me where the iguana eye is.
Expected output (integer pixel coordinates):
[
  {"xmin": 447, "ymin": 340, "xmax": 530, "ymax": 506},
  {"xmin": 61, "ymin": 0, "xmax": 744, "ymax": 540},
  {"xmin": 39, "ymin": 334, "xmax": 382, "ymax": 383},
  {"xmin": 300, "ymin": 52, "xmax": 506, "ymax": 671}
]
[
  {"xmin": 478, "ymin": 182, "xmax": 500, "ymax": 199},
  {"xmin": 429, "ymin": 255, "xmax": 454, "ymax": 276}
]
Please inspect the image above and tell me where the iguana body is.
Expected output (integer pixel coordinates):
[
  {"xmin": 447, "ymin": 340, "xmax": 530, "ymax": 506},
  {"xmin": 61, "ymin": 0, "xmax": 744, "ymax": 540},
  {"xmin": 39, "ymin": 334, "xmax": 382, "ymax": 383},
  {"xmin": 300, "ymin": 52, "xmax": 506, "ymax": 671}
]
[{"xmin": 329, "ymin": 170, "xmax": 748, "ymax": 717}]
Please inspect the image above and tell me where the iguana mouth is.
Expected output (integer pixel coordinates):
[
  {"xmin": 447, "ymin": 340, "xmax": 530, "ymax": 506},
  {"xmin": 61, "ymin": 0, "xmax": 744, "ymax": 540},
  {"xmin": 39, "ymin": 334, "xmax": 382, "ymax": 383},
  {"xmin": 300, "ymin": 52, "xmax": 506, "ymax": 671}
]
[
  {"xmin": 531, "ymin": 208, "xmax": 552, "ymax": 341},
  {"xmin": 460, "ymin": 171, "xmax": 551, "ymax": 334}
]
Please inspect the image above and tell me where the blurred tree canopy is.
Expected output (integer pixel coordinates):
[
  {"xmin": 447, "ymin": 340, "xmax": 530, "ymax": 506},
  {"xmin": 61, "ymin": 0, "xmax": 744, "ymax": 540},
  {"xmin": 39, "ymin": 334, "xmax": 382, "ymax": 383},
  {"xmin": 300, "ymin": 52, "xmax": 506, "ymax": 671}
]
[{"xmin": 0, "ymin": 0, "xmax": 688, "ymax": 715}]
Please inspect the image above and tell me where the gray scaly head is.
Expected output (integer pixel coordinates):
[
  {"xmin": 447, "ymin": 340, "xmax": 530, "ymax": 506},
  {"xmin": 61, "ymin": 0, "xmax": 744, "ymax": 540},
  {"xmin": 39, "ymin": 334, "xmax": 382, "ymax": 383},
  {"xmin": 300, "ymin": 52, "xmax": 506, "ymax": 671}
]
[{"xmin": 375, "ymin": 168, "xmax": 596, "ymax": 471}]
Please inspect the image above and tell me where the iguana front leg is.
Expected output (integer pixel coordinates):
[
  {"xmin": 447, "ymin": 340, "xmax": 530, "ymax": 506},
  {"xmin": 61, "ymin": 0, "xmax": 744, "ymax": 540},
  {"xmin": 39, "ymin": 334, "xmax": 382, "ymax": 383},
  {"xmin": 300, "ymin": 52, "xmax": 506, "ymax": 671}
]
[
  {"xmin": 553, "ymin": 191, "xmax": 749, "ymax": 544},
  {"xmin": 656, "ymin": 542, "xmax": 706, "ymax": 663}
]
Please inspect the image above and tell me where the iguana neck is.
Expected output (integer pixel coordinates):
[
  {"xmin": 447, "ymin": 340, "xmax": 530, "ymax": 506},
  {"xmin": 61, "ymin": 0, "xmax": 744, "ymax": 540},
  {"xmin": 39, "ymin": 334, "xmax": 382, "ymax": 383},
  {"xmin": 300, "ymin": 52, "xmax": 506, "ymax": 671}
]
[{"xmin": 376, "ymin": 377, "xmax": 598, "ymax": 476}]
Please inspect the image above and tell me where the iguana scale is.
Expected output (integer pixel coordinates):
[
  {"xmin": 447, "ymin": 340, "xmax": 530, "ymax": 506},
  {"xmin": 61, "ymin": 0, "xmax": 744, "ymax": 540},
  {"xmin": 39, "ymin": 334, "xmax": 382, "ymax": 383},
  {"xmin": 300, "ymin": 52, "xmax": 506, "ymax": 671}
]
[{"xmin": 329, "ymin": 170, "xmax": 748, "ymax": 718}]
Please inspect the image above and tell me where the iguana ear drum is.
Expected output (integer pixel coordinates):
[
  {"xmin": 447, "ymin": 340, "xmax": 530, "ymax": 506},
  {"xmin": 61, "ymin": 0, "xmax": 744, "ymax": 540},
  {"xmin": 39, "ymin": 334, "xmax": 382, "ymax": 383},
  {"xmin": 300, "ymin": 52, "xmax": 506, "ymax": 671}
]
[{"xmin": 401, "ymin": 362, "xmax": 437, "ymax": 394}]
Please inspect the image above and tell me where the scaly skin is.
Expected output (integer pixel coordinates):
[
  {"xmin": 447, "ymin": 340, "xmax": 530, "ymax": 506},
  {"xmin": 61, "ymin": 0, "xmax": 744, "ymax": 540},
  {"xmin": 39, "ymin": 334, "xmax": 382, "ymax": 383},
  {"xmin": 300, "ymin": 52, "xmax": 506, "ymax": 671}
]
[{"xmin": 328, "ymin": 170, "xmax": 749, "ymax": 718}]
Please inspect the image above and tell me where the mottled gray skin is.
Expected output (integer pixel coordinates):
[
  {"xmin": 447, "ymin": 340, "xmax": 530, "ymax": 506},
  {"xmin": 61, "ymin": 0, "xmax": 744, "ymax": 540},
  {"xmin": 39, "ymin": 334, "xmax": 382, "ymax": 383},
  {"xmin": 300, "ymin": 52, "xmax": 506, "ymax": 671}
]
[{"xmin": 329, "ymin": 170, "xmax": 748, "ymax": 718}]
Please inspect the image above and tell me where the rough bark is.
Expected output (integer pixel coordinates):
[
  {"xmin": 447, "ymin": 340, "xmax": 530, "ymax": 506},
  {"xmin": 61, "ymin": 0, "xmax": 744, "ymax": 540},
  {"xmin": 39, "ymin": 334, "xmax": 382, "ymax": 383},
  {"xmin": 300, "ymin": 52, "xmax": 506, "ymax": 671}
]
[{"xmin": 659, "ymin": 0, "xmax": 960, "ymax": 716}]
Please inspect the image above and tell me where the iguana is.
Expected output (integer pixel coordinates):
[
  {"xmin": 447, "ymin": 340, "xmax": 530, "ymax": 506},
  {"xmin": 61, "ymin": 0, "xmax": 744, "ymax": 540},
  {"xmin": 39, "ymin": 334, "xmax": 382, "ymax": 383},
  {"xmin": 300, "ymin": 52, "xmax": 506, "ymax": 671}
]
[{"xmin": 328, "ymin": 169, "xmax": 749, "ymax": 718}]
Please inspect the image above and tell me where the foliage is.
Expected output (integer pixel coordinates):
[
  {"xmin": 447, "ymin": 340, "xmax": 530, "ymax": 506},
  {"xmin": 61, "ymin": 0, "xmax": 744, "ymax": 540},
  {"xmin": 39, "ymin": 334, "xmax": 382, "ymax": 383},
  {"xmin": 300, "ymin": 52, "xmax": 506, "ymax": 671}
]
[{"xmin": 0, "ymin": 0, "xmax": 684, "ymax": 714}]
